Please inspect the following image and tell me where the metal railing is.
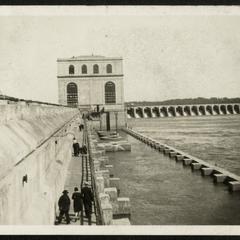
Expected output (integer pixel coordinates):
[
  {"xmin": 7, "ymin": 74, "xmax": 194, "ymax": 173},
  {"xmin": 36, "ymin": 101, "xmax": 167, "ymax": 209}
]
[{"xmin": 84, "ymin": 119, "xmax": 104, "ymax": 225}]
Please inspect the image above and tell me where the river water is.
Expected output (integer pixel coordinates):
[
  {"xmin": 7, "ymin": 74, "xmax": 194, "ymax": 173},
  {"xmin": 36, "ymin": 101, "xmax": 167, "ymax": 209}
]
[{"xmin": 107, "ymin": 115, "xmax": 240, "ymax": 225}]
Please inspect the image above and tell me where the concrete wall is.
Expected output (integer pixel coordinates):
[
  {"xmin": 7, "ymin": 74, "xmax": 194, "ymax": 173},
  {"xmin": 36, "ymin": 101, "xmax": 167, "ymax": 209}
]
[{"xmin": 0, "ymin": 101, "xmax": 79, "ymax": 224}]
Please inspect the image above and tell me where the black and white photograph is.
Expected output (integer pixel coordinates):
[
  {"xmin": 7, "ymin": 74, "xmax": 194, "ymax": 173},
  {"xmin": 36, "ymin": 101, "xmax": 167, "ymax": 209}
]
[{"xmin": 0, "ymin": 6, "xmax": 240, "ymax": 234}]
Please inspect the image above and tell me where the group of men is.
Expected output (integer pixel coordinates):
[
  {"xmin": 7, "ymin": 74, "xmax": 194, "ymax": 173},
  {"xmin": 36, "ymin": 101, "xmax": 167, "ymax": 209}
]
[
  {"xmin": 73, "ymin": 138, "xmax": 87, "ymax": 157},
  {"xmin": 57, "ymin": 181, "xmax": 94, "ymax": 225}
]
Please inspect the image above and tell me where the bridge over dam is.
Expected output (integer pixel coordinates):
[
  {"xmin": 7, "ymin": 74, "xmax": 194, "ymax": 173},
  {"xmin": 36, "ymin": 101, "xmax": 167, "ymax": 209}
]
[{"xmin": 126, "ymin": 103, "xmax": 240, "ymax": 118}]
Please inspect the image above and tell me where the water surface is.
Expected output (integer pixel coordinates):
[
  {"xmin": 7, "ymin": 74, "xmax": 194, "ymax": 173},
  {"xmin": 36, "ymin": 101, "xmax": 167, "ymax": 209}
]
[{"xmin": 107, "ymin": 115, "xmax": 240, "ymax": 225}]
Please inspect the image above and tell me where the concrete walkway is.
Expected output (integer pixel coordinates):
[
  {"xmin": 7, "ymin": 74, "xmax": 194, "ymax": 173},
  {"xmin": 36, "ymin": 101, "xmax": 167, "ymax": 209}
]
[{"xmin": 59, "ymin": 124, "xmax": 96, "ymax": 225}]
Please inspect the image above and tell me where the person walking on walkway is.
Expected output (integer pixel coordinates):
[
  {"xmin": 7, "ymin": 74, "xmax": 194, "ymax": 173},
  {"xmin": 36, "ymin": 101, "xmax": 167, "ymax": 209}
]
[
  {"xmin": 72, "ymin": 187, "xmax": 83, "ymax": 221},
  {"xmin": 81, "ymin": 182, "xmax": 94, "ymax": 225},
  {"xmin": 58, "ymin": 190, "xmax": 71, "ymax": 224},
  {"xmin": 73, "ymin": 137, "xmax": 80, "ymax": 156},
  {"xmin": 82, "ymin": 144, "xmax": 87, "ymax": 155}
]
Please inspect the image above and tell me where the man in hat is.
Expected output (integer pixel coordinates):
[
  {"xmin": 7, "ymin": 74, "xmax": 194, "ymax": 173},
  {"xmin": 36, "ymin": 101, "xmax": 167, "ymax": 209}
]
[
  {"xmin": 58, "ymin": 190, "xmax": 71, "ymax": 224},
  {"xmin": 81, "ymin": 182, "xmax": 94, "ymax": 225},
  {"xmin": 73, "ymin": 137, "xmax": 80, "ymax": 157}
]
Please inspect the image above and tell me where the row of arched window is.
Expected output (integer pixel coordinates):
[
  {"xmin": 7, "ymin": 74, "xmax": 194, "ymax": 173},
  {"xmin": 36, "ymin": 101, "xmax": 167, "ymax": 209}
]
[
  {"xmin": 69, "ymin": 64, "xmax": 112, "ymax": 75},
  {"xmin": 66, "ymin": 81, "xmax": 116, "ymax": 106}
]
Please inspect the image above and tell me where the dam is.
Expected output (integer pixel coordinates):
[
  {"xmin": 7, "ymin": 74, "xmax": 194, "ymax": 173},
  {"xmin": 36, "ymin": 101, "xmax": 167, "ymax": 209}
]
[
  {"xmin": 126, "ymin": 103, "xmax": 240, "ymax": 118},
  {"xmin": 0, "ymin": 55, "xmax": 240, "ymax": 225}
]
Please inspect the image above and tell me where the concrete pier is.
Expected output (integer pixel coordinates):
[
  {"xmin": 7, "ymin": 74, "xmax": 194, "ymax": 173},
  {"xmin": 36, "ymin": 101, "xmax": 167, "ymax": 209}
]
[
  {"xmin": 201, "ymin": 167, "xmax": 214, "ymax": 176},
  {"xmin": 86, "ymin": 122, "xmax": 131, "ymax": 225},
  {"xmin": 191, "ymin": 162, "xmax": 202, "ymax": 170}
]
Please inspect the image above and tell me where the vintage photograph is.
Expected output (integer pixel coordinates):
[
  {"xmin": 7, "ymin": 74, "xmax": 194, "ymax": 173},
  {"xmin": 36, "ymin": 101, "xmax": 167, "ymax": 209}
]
[{"xmin": 0, "ymin": 6, "xmax": 240, "ymax": 232}]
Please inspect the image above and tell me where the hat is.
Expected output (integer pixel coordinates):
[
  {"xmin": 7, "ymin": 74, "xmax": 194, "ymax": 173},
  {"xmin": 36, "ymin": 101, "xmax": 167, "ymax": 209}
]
[{"xmin": 62, "ymin": 190, "xmax": 69, "ymax": 194}]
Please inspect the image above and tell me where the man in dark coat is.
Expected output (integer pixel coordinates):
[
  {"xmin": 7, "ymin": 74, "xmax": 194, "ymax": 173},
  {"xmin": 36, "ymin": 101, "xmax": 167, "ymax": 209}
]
[
  {"xmin": 82, "ymin": 144, "xmax": 87, "ymax": 155},
  {"xmin": 72, "ymin": 187, "xmax": 83, "ymax": 221},
  {"xmin": 58, "ymin": 190, "xmax": 71, "ymax": 224},
  {"xmin": 73, "ymin": 137, "xmax": 80, "ymax": 156},
  {"xmin": 81, "ymin": 182, "xmax": 94, "ymax": 225}
]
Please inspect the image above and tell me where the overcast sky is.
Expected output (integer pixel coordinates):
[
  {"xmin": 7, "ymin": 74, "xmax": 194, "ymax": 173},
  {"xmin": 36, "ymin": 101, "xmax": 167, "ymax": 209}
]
[{"xmin": 1, "ymin": 7, "xmax": 240, "ymax": 103}]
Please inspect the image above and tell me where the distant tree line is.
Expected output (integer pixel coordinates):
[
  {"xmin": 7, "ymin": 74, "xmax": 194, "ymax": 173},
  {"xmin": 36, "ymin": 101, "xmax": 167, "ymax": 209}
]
[{"xmin": 125, "ymin": 97, "xmax": 240, "ymax": 107}]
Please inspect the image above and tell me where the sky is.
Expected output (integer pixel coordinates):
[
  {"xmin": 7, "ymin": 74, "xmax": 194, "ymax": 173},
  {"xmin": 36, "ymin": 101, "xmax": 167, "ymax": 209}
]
[{"xmin": 0, "ymin": 7, "xmax": 240, "ymax": 104}]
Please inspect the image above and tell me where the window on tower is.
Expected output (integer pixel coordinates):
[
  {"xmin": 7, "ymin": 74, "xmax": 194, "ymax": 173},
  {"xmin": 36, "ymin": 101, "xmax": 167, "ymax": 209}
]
[
  {"xmin": 106, "ymin": 64, "xmax": 112, "ymax": 73},
  {"xmin": 67, "ymin": 82, "xmax": 78, "ymax": 106},
  {"xmin": 93, "ymin": 64, "xmax": 99, "ymax": 74},
  {"xmin": 69, "ymin": 65, "xmax": 75, "ymax": 74},
  {"xmin": 105, "ymin": 81, "xmax": 116, "ymax": 104},
  {"xmin": 82, "ymin": 65, "xmax": 87, "ymax": 74}
]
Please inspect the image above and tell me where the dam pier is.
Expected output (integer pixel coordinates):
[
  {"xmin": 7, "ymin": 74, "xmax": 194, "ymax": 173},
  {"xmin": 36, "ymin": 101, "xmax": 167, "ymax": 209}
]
[{"xmin": 127, "ymin": 103, "xmax": 240, "ymax": 118}]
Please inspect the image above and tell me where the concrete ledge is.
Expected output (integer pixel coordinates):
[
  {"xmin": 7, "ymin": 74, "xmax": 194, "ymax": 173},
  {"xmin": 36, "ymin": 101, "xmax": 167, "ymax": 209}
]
[
  {"xmin": 163, "ymin": 148, "xmax": 170, "ymax": 154},
  {"xmin": 116, "ymin": 197, "xmax": 131, "ymax": 215},
  {"xmin": 95, "ymin": 169, "xmax": 110, "ymax": 187},
  {"xmin": 213, "ymin": 174, "xmax": 227, "ymax": 183},
  {"xmin": 191, "ymin": 162, "xmax": 202, "ymax": 170},
  {"xmin": 101, "ymin": 202, "xmax": 113, "ymax": 225},
  {"xmin": 104, "ymin": 187, "xmax": 118, "ymax": 202},
  {"xmin": 93, "ymin": 160, "xmax": 100, "ymax": 171},
  {"xmin": 228, "ymin": 181, "xmax": 240, "ymax": 191},
  {"xmin": 112, "ymin": 218, "xmax": 131, "ymax": 225},
  {"xmin": 96, "ymin": 176, "xmax": 105, "ymax": 194},
  {"xmin": 183, "ymin": 158, "xmax": 192, "ymax": 166},
  {"xmin": 105, "ymin": 165, "xmax": 114, "ymax": 175},
  {"xmin": 99, "ymin": 193, "xmax": 110, "ymax": 205},
  {"xmin": 109, "ymin": 178, "xmax": 120, "ymax": 192},
  {"xmin": 169, "ymin": 151, "xmax": 177, "ymax": 158},
  {"xmin": 158, "ymin": 145, "xmax": 165, "ymax": 152},
  {"xmin": 201, "ymin": 167, "xmax": 214, "ymax": 176},
  {"xmin": 175, "ymin": 154, "xmax": 184, "ymax": 161}
]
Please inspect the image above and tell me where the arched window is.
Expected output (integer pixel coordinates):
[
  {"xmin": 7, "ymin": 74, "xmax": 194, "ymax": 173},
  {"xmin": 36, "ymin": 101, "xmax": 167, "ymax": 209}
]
[
  {"xmin": 106, "ymin": 64, "xmax": 112, "ymax": 73},
  {"xmin": 93, "ymin": 64, "xmax": 99, "ymax": 74},
  {"xmin": 67, "ymin": 82, "xmax": 78, "ymax": 106},
  {"xmin": 69, "ymin": 65, "xmax": 75, "ymax": 74},
  {"xmin": 82, "ymin": 65, "xmax": 87, "ymax": 74},
  {"xmin": 105, "ymin": 81, "xmax": 116, "ymax": 104}
]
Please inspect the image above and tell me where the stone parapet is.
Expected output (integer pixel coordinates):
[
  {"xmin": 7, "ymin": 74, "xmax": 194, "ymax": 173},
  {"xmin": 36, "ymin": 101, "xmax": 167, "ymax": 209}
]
[{"xmin": 86, "ymin": 121, "xmax": 131, "ymax": 225}]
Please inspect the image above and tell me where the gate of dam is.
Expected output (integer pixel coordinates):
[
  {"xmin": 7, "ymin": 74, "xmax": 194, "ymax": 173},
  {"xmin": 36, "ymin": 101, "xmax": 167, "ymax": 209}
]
[{"xmin": 126, "ymin": 103, "xmax": 240, "ymax": 118}]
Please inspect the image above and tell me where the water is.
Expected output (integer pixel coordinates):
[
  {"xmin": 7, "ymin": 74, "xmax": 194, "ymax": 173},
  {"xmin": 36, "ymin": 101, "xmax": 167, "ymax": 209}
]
[
  {"xmin": 128, "ymin": 115, "xmax": 240, "ymax": 176},
  {"xmin": 106, "ymin": 115, "xmax": 240, "ymax": 225}
]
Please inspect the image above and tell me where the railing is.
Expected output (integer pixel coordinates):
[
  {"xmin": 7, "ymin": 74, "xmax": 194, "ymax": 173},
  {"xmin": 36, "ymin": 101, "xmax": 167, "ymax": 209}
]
[
  {"xmin": 0, "ymin": 94, "xmax": 75, "ymax": 108},
  {"xmin": 84, "ymin": 119, "xmax": 104, "ymax": 225}
]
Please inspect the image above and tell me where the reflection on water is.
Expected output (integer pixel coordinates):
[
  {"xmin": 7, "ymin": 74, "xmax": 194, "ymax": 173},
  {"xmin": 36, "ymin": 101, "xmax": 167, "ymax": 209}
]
[{"xmin": 106, "ymin": 115, "xmax": 240, "ymax": 225}]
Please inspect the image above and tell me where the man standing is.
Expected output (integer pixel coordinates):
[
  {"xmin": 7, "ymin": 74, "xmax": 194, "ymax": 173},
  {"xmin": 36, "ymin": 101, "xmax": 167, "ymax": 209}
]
[
  {"xmin": 58, "ymin": 190, "xmax": 71, "ymax": 224},
  {"xmin": 73, "ymin": 137, "xmax": 80, "ymax": 156},
  {"xmin": 81, "ymin": 182, "xmax": 94, "ymax": 225}
]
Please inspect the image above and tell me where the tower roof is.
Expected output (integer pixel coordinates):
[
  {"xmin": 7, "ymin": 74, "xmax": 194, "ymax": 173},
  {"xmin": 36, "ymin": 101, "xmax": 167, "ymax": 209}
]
[{"xmin": 57, "ymin": 55, "xmax": 122, "ymax": 62}]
